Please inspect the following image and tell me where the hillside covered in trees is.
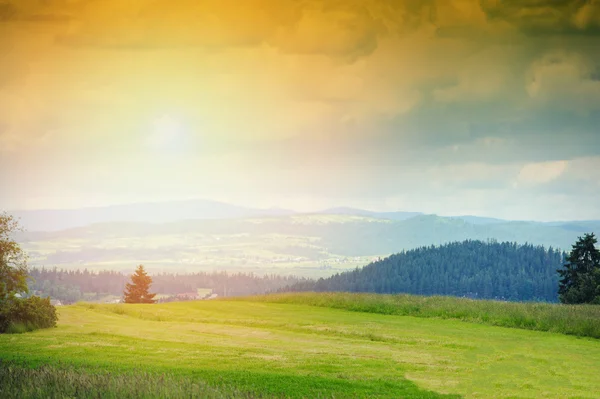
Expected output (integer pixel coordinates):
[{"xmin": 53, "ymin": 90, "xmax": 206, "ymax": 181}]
[{"xmin": 284, "ymin": 240, "xmax": 566, "ymax": 302}]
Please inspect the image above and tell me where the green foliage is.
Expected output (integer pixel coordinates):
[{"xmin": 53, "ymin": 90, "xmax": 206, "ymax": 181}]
[
  {"xmin": 0, "ymin": 296, "xmax": 58, "ymax": 333},
  {"xmin": 0, "ymin": 361, "xmax": 250, "ymax": 399},
  {"xmin": 0, "ymin": 360, "xmax": 459, "ymax": 399},
  {"xmin": 1, "ymin": 212, "xmax": 57, "ymax": 334},
  {"xmin": 2, "ymin": 299, "xmax": 600, "ymax": 398},
  {"xmin": 123, "ymin": 265, "xmax": 156, "ymax": 304},
  {"xmin": 28, "ymin": 267, "xmax": 306, "ymax": 303},
  {"xmin": 558, "ymin": 233, "xmax": 600, "ymax": 304},
  {"xmin": 0, "ymin": 212, "xmax": 28, "ymax": 301},
  {"xmin": 239, "ymin": 292, "xmax": 600, "ymax": 339},
  {"xmin": 285, "ymin": 240, "xmax": 564, "ymax": 302}
]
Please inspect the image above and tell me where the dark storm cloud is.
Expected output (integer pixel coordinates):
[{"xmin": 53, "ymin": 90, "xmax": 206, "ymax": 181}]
[
  {"xmin": 481, "ymin": 0, "xmax": 600, "ymax": 35},
  {"xmin": 535, "ymin": 175, "xmax": 599, "ymax": 196},
  {"xmin": 22, "ymin": 13, "xmax": 71, "ymax": 23},
  {"xmin": 0, "ymin": 1, "xmax": 71, "ymax": 23},
  {"xmin": 51, "ymin": 0, "xmax": 378, "ymax": 57},
  {"xmin": 0, "ymin": 2, "xmax": 14, "ymax": 21}
]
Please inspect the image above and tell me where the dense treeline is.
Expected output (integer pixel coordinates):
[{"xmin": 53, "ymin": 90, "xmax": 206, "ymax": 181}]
[
  {"xmin": 284, "ymin": 240, "xmax": 566, "ymax": 302},
  {"xmin": 28, "ymin": 268, "xmax": 307, "ymax": 304}
]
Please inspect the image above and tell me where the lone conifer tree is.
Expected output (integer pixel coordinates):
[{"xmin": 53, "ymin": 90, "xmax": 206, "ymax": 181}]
[
  {"xmin": 558, "ymin": 233, "xmax": 600, "ymax": 304},
  {"xmin": 123, "ymin": 265, "xmax": 156, "ymax": 304}
]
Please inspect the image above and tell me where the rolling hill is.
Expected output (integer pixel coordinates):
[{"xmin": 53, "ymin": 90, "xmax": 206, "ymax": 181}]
[
  {"xmin": 14, "ymin": 213, "xmax": 600, "ymax": 276},
  {"xmin": 11, "ymin": 199, "xmax": 295, "ymax": 231},
  {"xmin": 284, "ymin": 240, "xmax": 564, "ymax": 302},
  {"xmin": 13, "ymin": 199, "xmax": 600, "ymax": 232}
]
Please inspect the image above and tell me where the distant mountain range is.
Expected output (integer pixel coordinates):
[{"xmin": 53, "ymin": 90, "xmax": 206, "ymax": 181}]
[
  {"xmin": 11, "ymin": 200, "xmax": 295, "ymax": 231},
  {"xmin": 319, "ymin": 207, "xmax": 423, "ymax": 222},
  {"xmin": 15, "ymin": 211, "xmax": 600, "ymax": 264},
  {"xmin": 12, "ymin": 198, "xmax": 597, "ymax": 232},
  {"xmin": 9, "ymin": 200, "xmax": 600, "ymax": 274}
]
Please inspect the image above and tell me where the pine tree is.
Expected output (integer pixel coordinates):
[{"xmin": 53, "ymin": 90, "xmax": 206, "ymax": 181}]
[
  {"xmin": 558, "ymin": 233, "xmax": 600, "ymax": 304},
  {"xmin": 283, "ymin": 240, "xmax": 565, "ymax": 301},
  {"xmin": 123, "ymin": 265, "xmax": 156, "ymax": 304}
]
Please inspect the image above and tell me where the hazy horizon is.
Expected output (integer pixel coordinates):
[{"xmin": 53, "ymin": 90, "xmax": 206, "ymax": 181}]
[
  {"xmin": 8, "ymin": 196, "xmax": 600, "ymax": 224},
  {"xmin": 1, "ymin": 0, "xmax": 599, "ymax": 221}
]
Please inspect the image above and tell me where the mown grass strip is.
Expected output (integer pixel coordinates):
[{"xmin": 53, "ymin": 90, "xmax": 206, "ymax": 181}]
[{"xmin": 233, "ymin": 292, "xmax": 600, "ymax": 339}]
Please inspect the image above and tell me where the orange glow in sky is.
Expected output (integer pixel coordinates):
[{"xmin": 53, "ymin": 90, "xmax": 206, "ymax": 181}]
[{"xmin": 1, "ymin": 0, "xmax": 599, "ymax": 220}]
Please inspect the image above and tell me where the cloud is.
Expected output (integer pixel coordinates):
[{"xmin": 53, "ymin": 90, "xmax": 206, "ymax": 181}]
[
  {"xmin": 515, "ymin": 156, "xmax": 600, "ymax": 199},
  {"xmin": 572, "ymin": 1, "xmax": 600, "ymax": 30},
  {"xmin": 53, "ymin": 0, "xmax": 300, "ymax": 50},
  {"xmin": 272, "ymin": 1, "xmax": 384, "ymax": 61},
  {"xmin": 481, "ymin": 0, "xmax": 600, "ymax": 35},
  {"xmin": 0, "ymin": 0, "xmax": 72, "ymax": 23},
  {"xmin": 51, "ymin": 0, "xmax": 395, "ymax": 62},
  {"xmin": 517, "ymin": 160, "xmax": 569, "ymax": 185},
  {"xmin": 432, "ymin": 46, "xmax": 515, "ymax": 103},
  {"xmin": 0, "ymin": 2, "xmax": 15, "ymax": 21},
  {"xmin": 1, "ymin": 0, "xmax": 600, "ymax": 220},
  {"xmin": 527, "ymin": 51, "xmax": 600, "ymax": 111}
]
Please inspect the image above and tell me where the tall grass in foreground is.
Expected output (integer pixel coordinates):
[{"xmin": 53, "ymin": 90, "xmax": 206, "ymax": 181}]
[
  {"xmin": 236, "ymin": 292, "xmax": 600, "ymax": 339},
  {"xmin": 0, "ymin": 361, "xmax": 250, "ymax": 399}
]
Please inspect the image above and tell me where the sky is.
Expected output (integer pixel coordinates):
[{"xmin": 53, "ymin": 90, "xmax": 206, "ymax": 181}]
[{"xmin": 0, "ymin": 0, "xmax": 599, "ymax": 221}]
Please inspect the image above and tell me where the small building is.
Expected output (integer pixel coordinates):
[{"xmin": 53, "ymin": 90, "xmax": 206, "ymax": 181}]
[
  {"xmin": 50, "ymin": 299, "xmax": 63, "ymax": 307},
  {"xmin": 176, "ymin": 292, "xmax": 200, "ymax": 300}
]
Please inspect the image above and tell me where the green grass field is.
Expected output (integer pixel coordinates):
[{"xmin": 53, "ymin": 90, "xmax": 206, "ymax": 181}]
[
  {"xmin": 238, "ymin": 292, "xmax": 600, "ymax": 339},
  {"xmin": 1, "ymin": 294, "xmax": 600, "ymax": 398}
]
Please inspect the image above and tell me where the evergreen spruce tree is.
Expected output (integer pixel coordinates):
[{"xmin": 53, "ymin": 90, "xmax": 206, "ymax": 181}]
[
  {"xmin": 123, "ymin": 265, "xmax": 156, "ymax": 304},
  {"xmin": 558, "ymin": 233, "xmax": 600, "ymax": 304},
  {"xmin": 287, "ymin": 240, "xmax": 566, "ymax": 301}
]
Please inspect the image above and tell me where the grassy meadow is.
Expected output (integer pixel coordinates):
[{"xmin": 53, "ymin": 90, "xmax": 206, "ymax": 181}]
[
  {"xmin": 238, "ymin": 292, "xmax": 600, "ymax": 339},
  {"xmin": 1, "ymin": 294, "xmax": 600, "ymax": 398}
]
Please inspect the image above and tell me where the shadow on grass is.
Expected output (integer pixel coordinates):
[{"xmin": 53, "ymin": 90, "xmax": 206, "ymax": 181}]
[{"xmin": 194, "ymin": 368, "xmax": 463, "ymax": 399}]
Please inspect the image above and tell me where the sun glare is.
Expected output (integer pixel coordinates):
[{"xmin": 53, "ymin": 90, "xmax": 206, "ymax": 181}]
[{"xmin": 148, "ymin": 115, "xmax": 185, "ymax": 151}]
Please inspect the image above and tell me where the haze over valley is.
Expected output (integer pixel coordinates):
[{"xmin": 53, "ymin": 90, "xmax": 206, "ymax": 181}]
[{"xmin": 12, "ymin": 199, "xmax": 600, "ymax": 277}]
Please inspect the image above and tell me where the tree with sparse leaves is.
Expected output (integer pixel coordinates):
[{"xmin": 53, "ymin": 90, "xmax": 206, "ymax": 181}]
[
  {"xmin": 123, "ymin": 265, "xmax": 156, "ymax": 304},
  {"xmin": 558, "ymin": 233, "xmax": 600, "ymax": 304}
]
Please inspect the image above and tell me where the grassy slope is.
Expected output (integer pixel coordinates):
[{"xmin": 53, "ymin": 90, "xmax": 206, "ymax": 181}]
[
  {"xmin": 0, "ymin": 362, "xmax": 249, "ymax": 399},
  {"xmin": 237, "ymin": 293, "xmax": 600, "ymax": 339},
  {"xmin": 0, "ymin": 298, "xmax": 599, "ymax": 398}
]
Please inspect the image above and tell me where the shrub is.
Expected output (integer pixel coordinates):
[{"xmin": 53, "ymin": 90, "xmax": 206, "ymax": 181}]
[{"xmin": 0, "ymin": 296, "xmax": 57, "ymax": 333}]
